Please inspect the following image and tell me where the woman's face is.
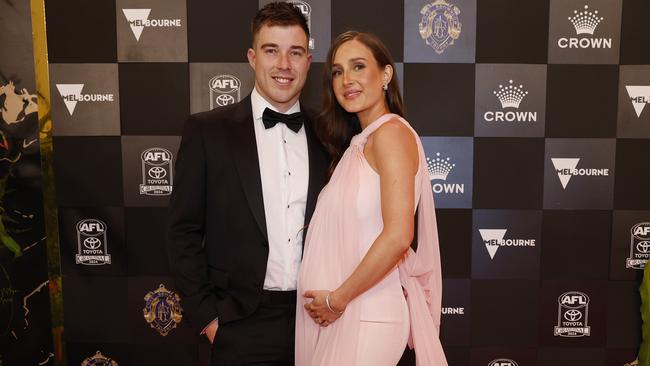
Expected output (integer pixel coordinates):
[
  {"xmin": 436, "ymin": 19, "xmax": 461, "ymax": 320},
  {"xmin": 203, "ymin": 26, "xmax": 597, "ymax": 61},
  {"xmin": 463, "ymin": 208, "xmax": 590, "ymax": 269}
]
[{"xmin": 331, "ymin": 39, "xmax": 390, "ymax": 118}]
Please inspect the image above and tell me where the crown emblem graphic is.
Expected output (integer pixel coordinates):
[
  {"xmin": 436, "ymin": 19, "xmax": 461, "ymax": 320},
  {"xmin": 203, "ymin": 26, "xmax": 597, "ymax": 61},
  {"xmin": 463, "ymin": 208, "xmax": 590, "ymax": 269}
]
[
  {"xmin": 493, "ymin": 80, "xmax": 528, "ymax": 109},
  {"xmin": 568, "ymin": 5, "xmax": 604, "ymax": 35},
  {"xmin": 427, "ymin": 152, "xmax": 455, "ymax": 181}
]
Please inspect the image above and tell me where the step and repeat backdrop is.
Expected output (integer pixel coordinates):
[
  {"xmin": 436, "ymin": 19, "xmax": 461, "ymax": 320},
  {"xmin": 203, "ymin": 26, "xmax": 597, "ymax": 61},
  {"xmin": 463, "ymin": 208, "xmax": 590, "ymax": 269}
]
[{"xmin": 44, "ymin": 0, "xmax": 650, "ymax": 365}]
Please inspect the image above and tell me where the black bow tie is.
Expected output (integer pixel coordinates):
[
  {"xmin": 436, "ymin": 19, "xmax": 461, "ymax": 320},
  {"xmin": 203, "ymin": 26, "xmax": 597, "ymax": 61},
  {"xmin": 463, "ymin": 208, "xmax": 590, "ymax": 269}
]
[{"xmin": 262, "ymin": 107, "xmax": 304, "ymax": 133}]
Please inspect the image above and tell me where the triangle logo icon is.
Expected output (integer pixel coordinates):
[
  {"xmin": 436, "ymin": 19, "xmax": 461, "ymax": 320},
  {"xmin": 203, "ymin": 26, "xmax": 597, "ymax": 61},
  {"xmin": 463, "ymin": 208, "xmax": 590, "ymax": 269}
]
[
  {"xmin": 625, "ymin": 85, "xmax": 650, "ymax": 118},
  {"xmin": 479, "ymin": 229, "xmax": 507, "ymax": 260},
  {"xmin": 56, "ymin": 84, "xmax": 84, "ymax": 115},
  {"xmin": 551, "ymin": 158, "xmax": 580, "ymax": 189},
  {"xmin": 122, "ymin": 9, "xmax": 151, "ymax": 41}
]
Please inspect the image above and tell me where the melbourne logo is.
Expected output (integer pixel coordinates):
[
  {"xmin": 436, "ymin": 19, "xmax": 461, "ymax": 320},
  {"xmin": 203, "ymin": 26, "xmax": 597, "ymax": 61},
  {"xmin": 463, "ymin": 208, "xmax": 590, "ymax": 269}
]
[
  {"xmin": 558, "ymin": 4, "xmax": 612, "ymax": 49},
  {"xmin": 209, "ymin": 75, "xmax": 241, "ymax": 109},
  {"xmin": 489, "ymin": 359, "xmax": 518, "ymax": 366},
  {"xmin": 625, "ymin": 86, "xmax": 650, "ymax": 118},
  {"xmin": 627, "ymin": 222, "xmax": 650, "ymax": 270},
  {"xmin": 478, "ymin": 229, "xmax": 536, "ymax": 260},
  {"xmin": 419, "ymin": 0, "xmax": 462, "ymax": 54},
  {"xmin": 554, "ymin": 291, "xmax": 591, "ymax": 337},
  {"xmin": 287, "ymin": 0, "xmax": 314, "ymax": 49},
  {"xmin": 551, "ymin": 158, "xmax": 609, "ymax": 189},
  {"xmin": 143, "ymin": 284, "xmax": 183, "ymax": 336},
  {"xmin": 483, "ymin": 80, "xmax": 537, "ymax": 123},
  {"xmin": 427, "ymin": 152, "xmax": 463, "ymax": 194},
  {"xmin": 75, "ymin": 219, "xmax": 111, "ymax": 266},
  {"xmin": 81, "ymin": 351, "xmax": 118, "ymax": 366},
  {"xmin": 122, "ymin": 9, "xmax": 182, "ymax": 41},
  {"xmin": 140, "ymin": 147, "xmax": 173, "ymax": 196},
  {"xmin": 55, "ymin": 84, "xmax": 114, "ymax": 116}
]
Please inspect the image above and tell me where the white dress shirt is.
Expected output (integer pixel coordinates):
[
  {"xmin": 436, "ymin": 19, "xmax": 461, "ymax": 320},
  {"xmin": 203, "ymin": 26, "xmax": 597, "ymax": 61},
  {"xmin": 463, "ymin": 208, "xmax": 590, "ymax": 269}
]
[{"xmin": 251, "ymin": 87, "xmax": 309, "ymax": 291}]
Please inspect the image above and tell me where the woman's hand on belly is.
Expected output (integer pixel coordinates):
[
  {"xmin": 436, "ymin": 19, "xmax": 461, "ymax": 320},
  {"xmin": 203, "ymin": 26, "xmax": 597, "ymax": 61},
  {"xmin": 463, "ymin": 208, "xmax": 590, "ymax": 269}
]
[{"xmin": 303, "ymin": 290, "xmax": 345, "ymax": 327}]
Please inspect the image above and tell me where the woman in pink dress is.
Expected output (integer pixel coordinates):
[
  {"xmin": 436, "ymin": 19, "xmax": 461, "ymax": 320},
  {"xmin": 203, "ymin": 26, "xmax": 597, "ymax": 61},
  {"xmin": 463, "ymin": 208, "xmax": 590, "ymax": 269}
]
[{"xmin": 295, "ymin": 31, "xmax": 448, "ymax": 366}]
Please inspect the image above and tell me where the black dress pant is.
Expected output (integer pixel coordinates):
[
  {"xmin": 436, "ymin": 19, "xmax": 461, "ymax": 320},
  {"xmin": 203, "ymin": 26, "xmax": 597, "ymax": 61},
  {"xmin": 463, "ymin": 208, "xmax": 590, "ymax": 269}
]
[{"xmin": 211, "ymin": 290, "xmax": 296, "ymax": 366}]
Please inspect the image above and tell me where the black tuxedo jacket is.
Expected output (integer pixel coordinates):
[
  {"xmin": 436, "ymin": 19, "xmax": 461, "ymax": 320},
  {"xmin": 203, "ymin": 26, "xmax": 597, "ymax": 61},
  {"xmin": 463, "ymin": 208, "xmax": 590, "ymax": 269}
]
[{"xmin": 167, "ymin": 95, "xmax": 329, "ymax": 330}]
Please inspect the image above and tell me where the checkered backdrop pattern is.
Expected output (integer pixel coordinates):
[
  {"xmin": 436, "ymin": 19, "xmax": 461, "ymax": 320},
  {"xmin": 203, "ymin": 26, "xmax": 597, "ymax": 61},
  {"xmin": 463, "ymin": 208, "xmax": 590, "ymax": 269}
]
[{"xmin": 45, "ymin": 0, "xmax": 650, "ymax": 365}]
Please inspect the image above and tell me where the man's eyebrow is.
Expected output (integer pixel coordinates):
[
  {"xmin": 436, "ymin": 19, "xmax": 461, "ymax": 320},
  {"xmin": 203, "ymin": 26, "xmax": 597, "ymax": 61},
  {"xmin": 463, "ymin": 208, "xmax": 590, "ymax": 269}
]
[
  {"xmin": 259, "ymin": 43, "xmax": 307, "ymax": 53},
  {"xmin": 290, "ymin": 45, "xmax": 307, "ymax": 53}
]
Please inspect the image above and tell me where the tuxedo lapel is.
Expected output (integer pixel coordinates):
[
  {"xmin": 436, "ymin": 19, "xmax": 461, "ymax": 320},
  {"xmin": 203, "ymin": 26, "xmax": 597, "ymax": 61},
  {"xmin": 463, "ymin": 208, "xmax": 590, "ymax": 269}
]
[{"xmin": 230, "ymin": 96, "xmax": 268, "ymax": 241}]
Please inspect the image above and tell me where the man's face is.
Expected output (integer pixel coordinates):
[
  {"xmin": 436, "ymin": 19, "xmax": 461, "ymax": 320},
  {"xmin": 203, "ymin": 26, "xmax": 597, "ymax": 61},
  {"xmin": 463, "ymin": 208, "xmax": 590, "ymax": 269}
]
[{"xmin": 247, "ymin": 24, "xmax": 312, "ymax": 112}]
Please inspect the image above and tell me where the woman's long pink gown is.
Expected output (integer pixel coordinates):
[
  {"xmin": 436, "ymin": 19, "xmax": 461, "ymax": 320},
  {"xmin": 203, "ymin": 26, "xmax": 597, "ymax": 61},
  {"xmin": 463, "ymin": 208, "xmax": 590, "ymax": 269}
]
[{"xmin": 296, "ymin": 114, "xmax": 448, "ymax": 366}]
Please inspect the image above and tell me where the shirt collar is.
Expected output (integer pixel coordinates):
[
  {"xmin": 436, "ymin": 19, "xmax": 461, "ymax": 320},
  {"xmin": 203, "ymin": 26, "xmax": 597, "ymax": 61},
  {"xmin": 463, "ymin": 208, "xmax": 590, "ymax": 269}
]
[{"xmin": 251, "ymin": 86, "xmax": 301, "ymax": 121}]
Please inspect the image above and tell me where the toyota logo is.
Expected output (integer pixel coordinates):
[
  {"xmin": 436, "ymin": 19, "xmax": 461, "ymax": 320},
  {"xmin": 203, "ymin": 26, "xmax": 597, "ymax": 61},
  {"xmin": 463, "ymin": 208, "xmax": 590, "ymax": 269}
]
[
  {"xmin": 148, "ymin": 167, "xmax": 167, "ymax": 179},
  {"xmin": 637, "ymin": 241, "xmax": 650, "ymax": 253},
  {"xmin": 564, "ymin": 309, "xmax": 582, "ymax": 322},
  {"xmin": 216, "ymin": 94, "xmax": 235, "ymax": 106},
  {"xmin": 84, "ymin": 237, "xmax": 102, "ymax": 250}
]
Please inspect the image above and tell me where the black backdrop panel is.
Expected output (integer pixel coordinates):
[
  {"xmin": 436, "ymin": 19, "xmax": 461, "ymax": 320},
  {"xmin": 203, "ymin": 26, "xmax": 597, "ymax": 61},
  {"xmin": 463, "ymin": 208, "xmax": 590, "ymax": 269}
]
[{"xmin": 44, "ymin": 0, "xmax": 645, "ymax": 364}]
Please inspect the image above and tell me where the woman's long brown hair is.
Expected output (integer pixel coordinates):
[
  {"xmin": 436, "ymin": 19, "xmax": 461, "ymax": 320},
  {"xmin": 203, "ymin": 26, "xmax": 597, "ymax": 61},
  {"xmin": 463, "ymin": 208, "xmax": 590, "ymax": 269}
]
[{"xmin": 314, "ymin": 31, "xmax": 406, "ymax": 178}]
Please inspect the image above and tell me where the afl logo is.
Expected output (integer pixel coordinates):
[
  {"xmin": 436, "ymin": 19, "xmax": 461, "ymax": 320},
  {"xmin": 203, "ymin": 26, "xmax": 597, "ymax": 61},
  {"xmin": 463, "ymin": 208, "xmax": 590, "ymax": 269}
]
[
  {"xmin": 140, "ymin": 147, "xmax": 173, "ymax": 196},
  {"xmin": 76, "ymin": 219, "xmax": 111, "ymax": 266},
  {"xmin": 77, "ymin": 219, "xmax": 106, "ymax": 236},
  {"xmin": 141, "ymin": 147, "xmax": 171, "ymax": 165},
  {"xmin": 209, "ymin": 75, "xmax": 241, "ymax": 93},
  {"xmin": 209, "ymin": 75, "xmax": 241, "ymax": 109},
  {"xmin": 554, "ymin": 291, "xmax": 590, "ymax": 337},
  {"xmin": 627, "ymin": 222, "xmax": 650, "ymax": 269},
  {"xmin": 559, "ymin": 291, "xmax": 588, "ymax": 308}
]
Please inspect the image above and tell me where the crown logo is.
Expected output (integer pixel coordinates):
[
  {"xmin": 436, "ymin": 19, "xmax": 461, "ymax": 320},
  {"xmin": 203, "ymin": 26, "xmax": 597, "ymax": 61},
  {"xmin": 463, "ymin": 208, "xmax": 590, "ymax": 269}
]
[
  {"xmin": 427, "ymin": 153, "xmax": 455, "ymax": 181},
  {"xmin": 493, "ymin": 80, "xmax": 528, "ymax": 109},
  {"xmin": 568, "ymin": 5, "xmax": 604, "ymax": 35}
]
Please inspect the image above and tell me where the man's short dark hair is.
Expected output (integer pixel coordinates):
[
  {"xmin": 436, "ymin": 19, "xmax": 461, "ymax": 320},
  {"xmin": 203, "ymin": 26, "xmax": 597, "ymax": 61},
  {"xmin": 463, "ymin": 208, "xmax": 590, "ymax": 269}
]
[{"xmin": 251, "ymin": 2, "xmax": 310, "ymax": 46}]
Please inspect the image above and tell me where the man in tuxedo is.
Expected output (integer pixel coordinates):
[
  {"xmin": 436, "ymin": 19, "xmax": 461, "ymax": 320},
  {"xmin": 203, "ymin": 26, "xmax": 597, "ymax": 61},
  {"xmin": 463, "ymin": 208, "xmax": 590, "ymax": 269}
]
[{"xmin": 167, "ymin": 3, "xmax": 328, "ymax": 365}]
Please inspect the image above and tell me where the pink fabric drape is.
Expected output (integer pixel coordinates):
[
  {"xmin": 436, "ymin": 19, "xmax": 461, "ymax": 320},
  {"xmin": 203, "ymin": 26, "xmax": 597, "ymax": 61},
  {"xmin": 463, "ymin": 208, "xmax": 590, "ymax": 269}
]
[{"xmin": 296, "ymin": 114, "xmax": 447, "ymax": 366}]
